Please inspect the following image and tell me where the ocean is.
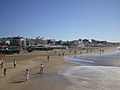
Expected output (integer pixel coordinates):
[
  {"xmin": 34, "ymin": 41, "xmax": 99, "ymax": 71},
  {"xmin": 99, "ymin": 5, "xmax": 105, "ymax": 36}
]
[{"xmin": 58, "ymin": 50, "xmax": 120, "ymax": 90}]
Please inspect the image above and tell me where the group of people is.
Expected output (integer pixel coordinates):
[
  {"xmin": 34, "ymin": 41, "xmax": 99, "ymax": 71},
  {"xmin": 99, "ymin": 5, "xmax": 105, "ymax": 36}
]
[
  {"xmin": 25, "ymin": 64, "xmax": 44, "ymax": 81},
  {"xmin": 1, "ymin": 50, "xmax": 80, "ymax": 81},
  {"xmin": 0, "ymin": 57, "xmax": 7, "ymax": 77},
  {"xmin": 0, "ymin": 52, "xmax": 46, "ymax": 81},
  {"xmin": 100, "ymin": 49, "xmax": 104, "ymax": 53},
  {"xmin": 0, "ymin": 58, "xmax": 17, "ymax": 77},
  {"xmin": 25, "ymin": 53, "xmax": 65, "ymax": 81},
  {"xmin": 0, "ymin": 57, "xmax": 6, "ymax": 77}
]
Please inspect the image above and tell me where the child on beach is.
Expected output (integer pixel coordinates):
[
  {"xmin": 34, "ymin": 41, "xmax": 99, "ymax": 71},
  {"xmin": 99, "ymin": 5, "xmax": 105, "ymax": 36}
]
[
  {"xmin": 25, "ymin": 69, "xmax": 30, "ymax": 81},
  {"xmin": 4, "ymin": 68, "xmax": 6, "ymax": 77},
  {"xmin": 59, "ymin": 53, "xmax": 61, "ymax": 57},
  {"xmin": 102, "ymin": 49, "xmax": 104, "ymax": 53},
  {"xmin": 74, "ymin": 51, "xmax": 77, "ymax": 54},
  {"xmin": 14, "ymin": 60, "xmax": 16, "ymax": 68},
  {"xmin": 47, "ymin": 56, "xmax": 49, "ymax": 61},
  {"xmin": 40, "ymin": 64, "xmax": 44, "ymax": 75}
]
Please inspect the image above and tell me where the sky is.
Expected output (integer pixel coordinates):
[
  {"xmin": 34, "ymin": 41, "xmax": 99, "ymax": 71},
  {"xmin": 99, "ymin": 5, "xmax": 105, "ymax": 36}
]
[{"xmin": 0, "ymin": 0, "xmax": 120, "ymax": 42}]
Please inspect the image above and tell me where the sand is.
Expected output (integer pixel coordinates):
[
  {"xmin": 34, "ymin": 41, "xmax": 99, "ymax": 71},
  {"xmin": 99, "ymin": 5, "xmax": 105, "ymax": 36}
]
[{"xmin": 0, "ymin": 46, "xmax": 117, "ymax": 90}]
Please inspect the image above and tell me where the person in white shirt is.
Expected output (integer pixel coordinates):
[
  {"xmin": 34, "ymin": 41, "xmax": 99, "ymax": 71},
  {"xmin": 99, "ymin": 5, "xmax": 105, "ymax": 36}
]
[
  {"xmin": 25, "ymin": 69, "xmax": 30, "ymax": 81},
  {"xmin": 40, "ymin": 64, "xmax": 44, "ymax": 75},
  {"xmin": 14, "ymin": 60, "xmax": 16, "ymax": 68},
  {"xmin": 0, "ymin": 58, "xmax": 4, "ymax": 68}
]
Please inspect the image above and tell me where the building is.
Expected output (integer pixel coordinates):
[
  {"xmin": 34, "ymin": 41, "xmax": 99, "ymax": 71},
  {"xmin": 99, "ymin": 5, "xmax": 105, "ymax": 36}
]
[
  {"xmin": 47, "ymin": 39, "xmax": 56, "ymax": 45},
  {"xmin": 0, "ymin": 36, "xmax": 26, "ymax": 47},
  {"xmin": 26, "ymin": 38, "xmax": 35, "ymax": 46},
  {"xmin": 91, "ymin": 39, "xmax": 108, "ymax": 46},
  {"xmin": 82, "ymin": 39, "xmax": 90, "ymax": 44},
  {"xmin": 71, "ymin": 40, "xmax": 80, "ymax": 46},
  {"xmin": 55, "ymin": 40, "xmax": 64, "ymax": 45}
]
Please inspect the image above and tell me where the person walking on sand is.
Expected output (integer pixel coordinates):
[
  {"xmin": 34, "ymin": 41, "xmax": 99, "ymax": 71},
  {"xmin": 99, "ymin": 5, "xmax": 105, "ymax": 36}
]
[
  {"xmin": 25, "ymin": 69, "xmax": 30, "ymax": 81},
  {"xmin": 0, "ymin": 58, "xmax": 4, "ymax": 68},
  {"xmin": 40, "ymin": 64, "xmax": 44, "ymax": 75},
  {"xmin": 0, "ymin": 59, "xmax": 2, "ymax": 68},
  {"xmin": 74, "ymin": 51, "xmax": 77, "ymax": 54},
  {"xmin": 3, "ymin": 52, "xmax": 5, "ymax": 56},
  {"xmin": 59, "ymin": 53, "xmax": 61, "ymax": 57},
  {"xmin": 4, "ymin": 68, "xmax": 6, "ymax": 77},
  {"xmin": 102, "ymin": 49, "xmax": 104, "ymax": 53},
  {"xmin": 69, "ymin": 50, "xmax": 71, "ymax": 53},
  {"xmin": 100, "ymin": 49, "xmax": 102, "ymax": 52},
  {"xmin": 14, "ymin": 60, "xmax": 16, "ymax": 68},
  {"xmin": 62, "ymin": 52, "xmax": 65, "ymax": 56},
  {"xmin": 47, "ymin": 56, "xmax": 49, "ymax": 61}
]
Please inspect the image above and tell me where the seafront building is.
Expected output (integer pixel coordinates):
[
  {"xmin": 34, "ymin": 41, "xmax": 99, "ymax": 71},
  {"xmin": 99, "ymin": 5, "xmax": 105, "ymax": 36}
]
[
  {"xmin": 0, "ymin": 36, "xmax": 119, "ymax": 48},
  {"xmin": 0, "ymin": 36, "xmax": 26, "ymax": 47},
  {"xmin": 26, "ymin": 37, "xmax": 55, "ymax": 46}
]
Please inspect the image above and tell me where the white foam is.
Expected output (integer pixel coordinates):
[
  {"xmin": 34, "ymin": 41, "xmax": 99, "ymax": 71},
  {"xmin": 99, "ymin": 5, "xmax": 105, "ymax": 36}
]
[
  {"xmin": 58, "ymin": 66, "xmax": 120, "ymax": 90},
  {"xmin": 65, "ymin": 57, "xmax": 94, "ymax": 63}
]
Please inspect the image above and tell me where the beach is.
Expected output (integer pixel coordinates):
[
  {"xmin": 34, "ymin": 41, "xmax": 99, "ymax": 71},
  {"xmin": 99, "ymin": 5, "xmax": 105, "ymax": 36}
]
[{"xmin": 0, "ymin": 47, "xmax": 118, "ymax": 90}]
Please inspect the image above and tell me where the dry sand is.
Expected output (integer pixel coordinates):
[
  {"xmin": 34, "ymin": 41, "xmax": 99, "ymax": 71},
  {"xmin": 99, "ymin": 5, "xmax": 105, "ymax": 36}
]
[{"xmin": 0, "ymin": 47, "xmax": 117, "ymax": 90}]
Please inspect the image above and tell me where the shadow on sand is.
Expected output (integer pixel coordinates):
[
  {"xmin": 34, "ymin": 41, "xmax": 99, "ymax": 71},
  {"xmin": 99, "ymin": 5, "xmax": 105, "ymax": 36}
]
[
  {"xmin": 6, "ymin": 67, "xmax": 14, "ymax": 69},
  {"xmin": 12, "ymin": 80, "xmax": 26, "ymax": 83},
  {"xmin": 0, "ymin": 76, "xmax": 4, "ymax": 78},
  {"xmin": 31, "ymin": 72, "xmax": 40, "ymax": 76},
  {"xmin": 12, "ymin": 72, "xmax": 44, "ymax": 84}
]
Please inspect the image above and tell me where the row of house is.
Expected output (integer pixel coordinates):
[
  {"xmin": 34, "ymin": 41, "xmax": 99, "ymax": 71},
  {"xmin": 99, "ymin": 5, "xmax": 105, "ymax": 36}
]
[
  {"xmin": 0, "ymin": 36, "xmax": 119, "ymax": 47},
  {"xmin": 0, "ymin": 36, "xmax": 56, "ymax": 47}
]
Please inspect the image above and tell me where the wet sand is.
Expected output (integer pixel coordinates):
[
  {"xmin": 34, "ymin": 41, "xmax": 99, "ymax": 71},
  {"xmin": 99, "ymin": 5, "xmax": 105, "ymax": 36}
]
[{"xmin": 0, "ymin": 47, "xmax": 117, "ymax": 90}]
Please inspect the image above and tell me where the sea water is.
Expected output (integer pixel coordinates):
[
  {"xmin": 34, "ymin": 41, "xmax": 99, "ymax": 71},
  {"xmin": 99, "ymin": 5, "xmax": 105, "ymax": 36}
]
[{"xmin": 58, "ymin": 50, "xmax": 120, "ymax": 90}]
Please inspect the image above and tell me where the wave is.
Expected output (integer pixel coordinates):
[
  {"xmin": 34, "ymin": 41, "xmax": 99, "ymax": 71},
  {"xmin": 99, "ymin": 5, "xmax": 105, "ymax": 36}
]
[
  {"xmin": 58, "ymin": 66, "xmax": 120, "ymax": 90},
  {"xmin": 58, "ymin": 50, "xmax": 120, "ymax": 90}
]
